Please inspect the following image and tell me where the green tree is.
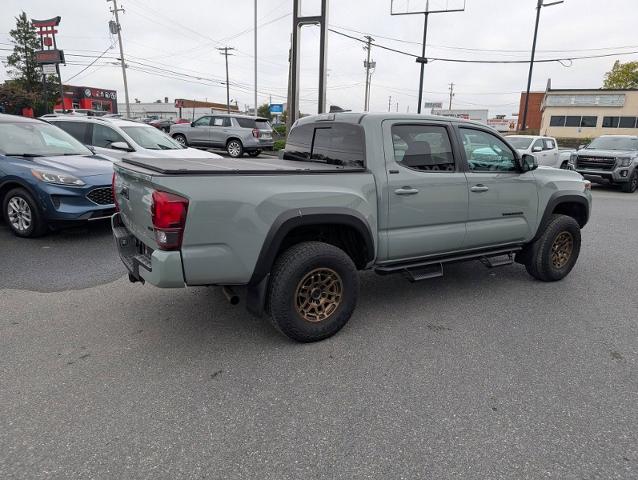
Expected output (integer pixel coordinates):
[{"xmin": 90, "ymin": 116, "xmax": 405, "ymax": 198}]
[
  {"xmin": 603, "ymin": 60, "xmax": 638, "ymax": 89},
  {"xmin": 6, "ymin": 12, "xmax": 41, "ymax": 93},
  {"xmin": 257, "ymin": 103, "xmax": 272, "ymax": 120},
  {"xmin": 0, "ymin": 80, "xmax": 37, "ymax": 114}
]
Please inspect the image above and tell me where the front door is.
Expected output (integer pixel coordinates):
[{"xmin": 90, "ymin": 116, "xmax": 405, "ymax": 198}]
[
  {"xmin": 383, "ymin": 120, "xmax": 469, "ymax": 261},
  {"xmin": 457, "ymin": 126, "xmax": 539, "ymax": 249},
  {"xmin": 190, "ymin": 116, "xmax": 212, "ymax": 145}
]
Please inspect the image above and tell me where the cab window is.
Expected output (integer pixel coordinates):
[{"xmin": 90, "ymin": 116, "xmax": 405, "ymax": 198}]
[
  {"xmin": 391, "ymin": 124, "xmax": 455, "ymax": 172},
  {"xmin": 192, "ymin": 116, "xmax": 211, "ymax": 127},
  {"xmin": 460, "ymin": 128, "xmax": 518, "ymax": 172},
  {"xmin": 532, "ymin": 139, "xmax": 544, "ymax": 151},
  {"xmin": 543, "ymin": 138, "xmax": 556, "ymax": 150},
  {"xmin": 212, "ymin": 117, "xmax": 230, "ymax": 127},
  {"xmin": 52, "ymin": 121, "xmax": 90, "ymax": 144},
  {"xmin": 92, "ymin": 124, "xmax": 128, "ymax": 149}
]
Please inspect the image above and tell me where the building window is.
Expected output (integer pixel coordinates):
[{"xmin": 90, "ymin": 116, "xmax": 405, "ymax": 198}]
[
  {"xmin": 549, "ymin": 116, "xmax": 565, "ymax": 127},
  {"xmin": 565, "ymin": 116, "xmax": 580, "ymax": 127},
  {"xmin": 580, "ymin": 116, "xmax": 597, "ymax": 127},
  {"xmin": 619, "ymin": 116, "xmax": 637, "ymax": 128},
  {"xmin": 602, "ymin": 116, "xmax": 620, "ymax": 128}
]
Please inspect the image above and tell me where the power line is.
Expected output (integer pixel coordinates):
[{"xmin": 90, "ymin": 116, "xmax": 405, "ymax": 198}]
[{"xmin": 64, "ymin": 44, "xmax": 114, "ymax": 83}]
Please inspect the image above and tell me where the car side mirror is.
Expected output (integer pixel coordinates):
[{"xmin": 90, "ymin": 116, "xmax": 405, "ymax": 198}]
[
  {"xmin": 110, "ymin": 141, "xmax": 133, "ymax": 152},
  {"xmin": 578, "ymin": 144, "xmax": 586, "ymax": 150},
  {"xmin": 521, "ymin": 153, "xmax": 538, "ymax": 172},
  {"xmin": 85, "ymin": 145, "xmax": 95, "ymax": 154},
  {"xmin": 191, "ymin": 122, "xmax": 196, "ymax": 127},
  {"xmin": 532, "ymin": 145, "xmax": 542, "ymax": 153}
]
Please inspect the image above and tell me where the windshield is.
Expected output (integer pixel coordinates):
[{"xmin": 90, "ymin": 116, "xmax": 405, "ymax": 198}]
[
  {"xmin": 586, "ymin": 136, "xmax": 638, "ymax": 151},
  {"xmin": 506, "ymin": 137, "xmax": 534, "ymax": 149},
  {"xmin": 121, "ymin": 126, "xmax": 185, "ymax": 150},
  {"xmin": 0, "ymin": 121, "xmax": 92, "ymax": 157}
]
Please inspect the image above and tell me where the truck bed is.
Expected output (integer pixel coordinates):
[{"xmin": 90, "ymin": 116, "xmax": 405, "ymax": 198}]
[{"xmin": 121, "ymin": 156, "xmax": 364, "ymax": 175}]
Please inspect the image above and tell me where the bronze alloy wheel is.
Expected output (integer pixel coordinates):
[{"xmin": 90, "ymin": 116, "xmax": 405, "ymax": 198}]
[
  {"xmin": 551, "ymin": 231, "xmax": 573, "ymax": 269},
  {"xmin": 295, "ymin": 268, "xmax": 343, "ymax": 322}
]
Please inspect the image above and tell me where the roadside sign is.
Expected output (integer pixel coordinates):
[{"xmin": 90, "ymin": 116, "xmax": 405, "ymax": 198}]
[
  {"xmin": 424, "ymin": 102, "xmax": 443, "ymax": 109},
  {"xmin": 41, "ymin": 64, "xmax": 57, "ymax": 75},
  {"xmin": 269, "ymin": 104, "xmax": 284, "ymax": 114}
]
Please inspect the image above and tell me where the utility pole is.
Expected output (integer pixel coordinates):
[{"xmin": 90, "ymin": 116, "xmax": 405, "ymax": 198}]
[
  {"xmin": 416, "ymin": 13, "xmax": 429, "ymax": 114},
  {"xmin": 108, "ymin": 0, "xmax": 130, "ymax": 118},
  {"xmin": 448, "ymin": 82, "xmax": 455, "ymax": 110},
  {"xmin": 254, "ymin": 0, "xmax": 258, "ymax": 116},
  {"xmin": 363, "ymin": 35, "xmax": 374, "ymax": 112},
  {"xmin": 521, "ymin": 0, "xmax": 564, "ymax": 131},
  {"xmin": 217, "ymin": 46, "xmax": 235, "ymax": 114},
  {"xmin": 396, "ymin": 102, "xmax": 399, "ymax": 112},
  {"xmin": 388, "ymin": 95, "xmax": 392, "ymax": 112}
]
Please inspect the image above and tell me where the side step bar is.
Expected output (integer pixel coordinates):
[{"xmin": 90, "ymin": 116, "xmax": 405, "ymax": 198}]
[{"xmin": 376, "ymin": 246, "xmax": 521, "ymax": 282}]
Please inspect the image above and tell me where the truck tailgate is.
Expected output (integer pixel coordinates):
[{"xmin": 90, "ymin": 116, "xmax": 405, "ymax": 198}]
[{"xmin": 112, "ymin": 163, "xmax": 159, "ymax": 249}]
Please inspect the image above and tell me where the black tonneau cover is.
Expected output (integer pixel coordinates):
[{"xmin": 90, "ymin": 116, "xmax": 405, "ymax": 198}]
[{"xmin": 121, "ymin": 156, "xmax": 364, "ymax": 175}]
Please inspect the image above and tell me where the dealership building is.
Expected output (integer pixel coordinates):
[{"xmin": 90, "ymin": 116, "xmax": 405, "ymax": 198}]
[{"xmin": 539, "ymin": 88, "xmax": 638, "ymax": 139}]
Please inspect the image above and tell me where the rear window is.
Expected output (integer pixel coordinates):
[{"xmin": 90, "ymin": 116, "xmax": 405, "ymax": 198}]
[
  {"xmin": 235, "ymin": 117, "xmax": 272, "ymax": 129},
  {"xmin": 52, "ymin": 121, "xmax": 90, "ymax": 144},
  {"xmin": 283, "ymin": 123, "xmax": 365, "ymax": 168}
]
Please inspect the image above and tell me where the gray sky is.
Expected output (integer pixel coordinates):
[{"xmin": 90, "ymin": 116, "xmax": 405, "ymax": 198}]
[{"xmin": 2, "ymin": 0, "xmax": 637, "ymax": 116}]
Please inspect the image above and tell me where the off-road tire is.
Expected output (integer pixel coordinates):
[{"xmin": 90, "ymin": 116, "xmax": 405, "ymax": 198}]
[
  {"xmin": 523, "ymin": 214, "xmax": 581, "ymax": 282},
  {"xmin": 268, "ymin": 241, "xmax": 359, "ymax": 342},
  {"xmin": 226, "ymin": 139, "xmax": 244, "ymax": 158},
  {"xmin": 621, "ymin": 170, "xmax": 638, "ymax": 193},
  {"xmin": 2, "ymin": 187, "xmax": 48, "ymax": 238},
  {"xmin": 173, "ymin": 134, "xmax": 187, "ymax": 147}
]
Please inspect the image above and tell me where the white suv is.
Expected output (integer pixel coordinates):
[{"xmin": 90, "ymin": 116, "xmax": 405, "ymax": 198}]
[{"xmin": 45, "ymin": 116, "xmax": 223, "ymax": 162}]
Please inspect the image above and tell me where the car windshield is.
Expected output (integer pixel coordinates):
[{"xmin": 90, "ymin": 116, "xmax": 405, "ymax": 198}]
[
  {"xmin": 586, "ymin": 136, "xmax": 638, "ymax": 151},
  {"xmin": 507, "ymin": 137, "xmax": 534, "ymax": 149},
  {"xmin": 121, "ymin": 126, "xmax": 185, "ymax": 150},
  {"xmin": 0, "ymin": 121, "xmax": 92, "ymax": 157}
]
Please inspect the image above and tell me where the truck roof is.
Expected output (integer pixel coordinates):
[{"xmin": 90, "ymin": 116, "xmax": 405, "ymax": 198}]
[{"xmin": 294, "ymin": 112, "xmax": 493, "ymax": 130}]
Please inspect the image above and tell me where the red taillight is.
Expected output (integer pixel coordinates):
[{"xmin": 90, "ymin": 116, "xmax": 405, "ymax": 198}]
[
  {"xmin": 252, "ymin": 128, "xmax": 260, "ymax": 138},
  {"xmin": 112, "ymin": 172, "xmax": 120, "ymax": 212},
  {"xmin": 151, "ymin": 191, "xmax": 189, "ymax": 250}
]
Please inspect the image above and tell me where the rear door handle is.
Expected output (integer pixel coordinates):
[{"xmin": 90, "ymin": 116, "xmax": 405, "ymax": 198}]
[
  {"xmin": 394, "ymin": 187, "xmax": 419, "ymax": 195},
  {"xmin": 470, "ymin": 185, "xmax": 489, "ymax": 193}
]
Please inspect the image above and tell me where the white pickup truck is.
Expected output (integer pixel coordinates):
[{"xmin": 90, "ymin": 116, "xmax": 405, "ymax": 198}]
[{"xmin": 506, "ymin": 135, "xmax": 571, "ymax": 169}]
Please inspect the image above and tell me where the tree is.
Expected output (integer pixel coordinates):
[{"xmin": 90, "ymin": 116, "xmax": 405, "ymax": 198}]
[
  {"xmin": 6, "ymin": 12, "xmax": 41, "ymax": 93},
  {"xmin": 0, "ymin": 80, "xmax": 37, "ymax": 115},
  {"xmin": 257, "ymin": 103, "xmax": 272, "ymax": 120},
  {"xmin": 603, "ymin": 60, "xmax": 638, "ymax": 89}
]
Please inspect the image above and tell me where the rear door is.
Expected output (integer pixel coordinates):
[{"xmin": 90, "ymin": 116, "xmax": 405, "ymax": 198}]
[
  {"xmin": 210, "ymin": 116, "xmax": 231, "ymax": 146},
  {"xmin": 383, "ymin": 120, "xmax": 469, "ymax": 260},
  {"xmin": 50, "ymin": 120, "xmax": 91, "ymax": 145},
  {"xmin": 457, "ymin": 126, "xmax": 539, "ymax": 249}
]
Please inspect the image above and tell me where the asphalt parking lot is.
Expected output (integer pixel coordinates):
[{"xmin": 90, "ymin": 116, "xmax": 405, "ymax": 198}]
[{"xmin": 1, "ymin": 185, "xmax": 636, "ymax": 479}]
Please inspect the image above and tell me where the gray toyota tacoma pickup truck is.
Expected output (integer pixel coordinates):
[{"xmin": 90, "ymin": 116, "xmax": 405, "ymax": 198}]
[{"xmin": 112, "ymin": 113, "xmax": 592, "ymax": 342}]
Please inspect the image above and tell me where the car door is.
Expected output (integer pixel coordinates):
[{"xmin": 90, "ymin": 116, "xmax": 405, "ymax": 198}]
[
  {"xmin": 210, "ymin": 116, "xmax": 231, "ymax": 147},
  {"xmin": 50, "ymin": 120, "xmax": 91, "ymax": 146},
  {"xmin": 383, "ymin": 120, "xmax": 469, "ymax": 260},
  {"xmin": 531, "ymin": 138, "xmax": 547, "ymax": 164},
  {"xmin": 458, "ymin": 126, "xmax": 539, "ymax": 249},
  {"xmin": 90, "ymin": 123, "xmax": 132, "ymax": 160},
  {"xmin": 189, "ymin": 116, "xmax": 213, "ymax": 145},
  {"xmin": 543, "ymin": 137, "xmax": 560, "ymax": 167}
]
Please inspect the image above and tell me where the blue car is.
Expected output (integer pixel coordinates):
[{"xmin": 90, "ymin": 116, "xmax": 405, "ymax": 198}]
[{"xmin": 0, "ymin": 114, "xmax": 115, "ymax": 237}]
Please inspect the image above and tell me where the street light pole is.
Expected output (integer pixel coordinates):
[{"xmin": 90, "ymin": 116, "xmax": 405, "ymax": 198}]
[
  {"xmin": 521, "ymin": 0, "xmax": 563, "ymax": 131},
  {"xmin": 254, "ymin": 0, "xmax": 258, "ymax": 115},
  {"xmin": 416, "ymin": 12, "xmax": 429, "ymax": 114}
]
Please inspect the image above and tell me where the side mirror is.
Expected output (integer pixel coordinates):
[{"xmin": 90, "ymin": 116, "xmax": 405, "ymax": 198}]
[
  {"xmin": 191, "ymin": 122, "xmax": 196, "ymax": 127},
  {"xmin": 85, "ymin": 145, "xmax": 95, "ymax": 154},
  {"xmin": 521, "ymin": 153, "xmax": 538, "ymax": 172},
  {"xmin": 532, "ymin": 145, "xmax": 542, "ymax": 153},
  {"xmin": 110, "ymin": 141, "xmax": 133, "ymax": 152},
  {"xmin": 578, "ymin": 144, "xmax": 586, "ymax": 150}
]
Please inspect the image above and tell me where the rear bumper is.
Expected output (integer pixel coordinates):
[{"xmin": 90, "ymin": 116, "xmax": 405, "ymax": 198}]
[{"xmin": 111, "ymin": 213, "xmax": 185, "ymax": 288}]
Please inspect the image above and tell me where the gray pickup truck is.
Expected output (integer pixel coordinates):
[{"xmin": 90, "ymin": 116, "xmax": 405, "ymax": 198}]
[
  {"xmin": 112, "ymin": 113, "xmax": 592, "ymax": 342},
  {"xmin": 571, "ymin": 135, "xmax": 638, "ymax": 193}
]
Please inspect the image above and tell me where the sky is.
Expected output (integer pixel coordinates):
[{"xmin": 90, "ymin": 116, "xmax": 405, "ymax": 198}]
[{"xmin": 1, "ymin": 0, "xmax": 637, "ymax": 117}]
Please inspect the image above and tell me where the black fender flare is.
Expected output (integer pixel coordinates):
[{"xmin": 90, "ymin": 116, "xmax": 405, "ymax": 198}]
[
  {"xmin": 245, "ymin": 207, "xmax": 375, "ymax": 316},
  {"xmin": 532, "ymin": 193, "xmax": 590, "ymax": 242}
]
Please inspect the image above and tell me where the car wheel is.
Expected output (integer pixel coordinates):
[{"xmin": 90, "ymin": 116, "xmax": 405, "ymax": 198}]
[
  {"xmin": 227, "ymin": 139, "xmax": 244, "ymax": 158},
  {"xmin": 621, "ymin": 170, "xmax": 638, "ymax": 193},
  {"xmin": 268, "ymin": 241, "xmax": 359, "ymax": 342},
  {"xmin": 2, "ymin": 187, "xmax": 48, "ymax": 238},
  {"xmin": 173, "ymin": 134, "xmax": 187, "ymax": 147},
  {"xmin": 522, "ymin": 214, "xmax": 581, "ymax": 282},
  {"xmin": 247, "ymin": 150, "xmax": 262, "ymax": 157}
]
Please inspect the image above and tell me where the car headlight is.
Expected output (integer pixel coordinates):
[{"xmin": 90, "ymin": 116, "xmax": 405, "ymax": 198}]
[
  {"xmin": 31, "ymin": 170, "xmax": 86, "ymax": 186},
  {"xmin": 617, "ymin": 157, "xmax": 633, "ymax": 167}
]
